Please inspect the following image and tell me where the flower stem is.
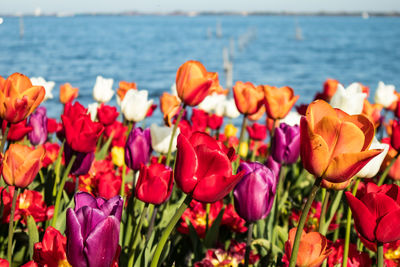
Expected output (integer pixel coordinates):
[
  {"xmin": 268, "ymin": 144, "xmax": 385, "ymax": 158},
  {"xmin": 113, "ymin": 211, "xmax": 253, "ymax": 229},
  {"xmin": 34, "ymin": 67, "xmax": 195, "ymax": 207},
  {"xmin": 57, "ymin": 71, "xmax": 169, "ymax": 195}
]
[
  {"xmin": 52, "ymin": 142, "xmax": 65, "ymax": 197},
  {"xmin": 7, "ymin": 187, "xmax": 19, "ymax": 265},
  {"xmin": 146, "ymin": 205, "xmax": 158, "ymax": 241},
  {"xmin": 377, "ymin": 242, "xmax": 384, "ymax": 267},
  {"xmin": 51, "ymin": 154, "xmax": 76, "ymax": 228},
  {"xmin": 120, "ymin": 164, "xmax": 126, "ymax": 197},
  {"xmin": 0, "ymin": 123, "xmax": 9, "ymax": 154},
  {"xmin": 128, "ymin": 202, "xmax": 149, "ymax": 266},
  {"xmin": 321, "ymin": 190, "xmax": 344, "ymax": 235},
  {"xmin": 205, "ymin": 203, "xmax": 211, "ymax": 233},
  {"xmin": 165, "ymin": 105, "xmax": 186, "ymax": 167},
  {"xmin": 342, "ymin": 178, "xmax": 360, "ymax": 267},
  {"xmin": 235, "ymin": 115, "xmax": 248, "ymax": 169},
  {"xmin": 378, "ymin": 152, "xmax": 399, "ymax": 186},
  {"xmin": 318, "ymin": 189, "xmax": 330, "ymax": 234},
  {"xmin": 244, "ymin": 222, "xmax": 254, "ymax": 267},
  {"xmin": 289, "ymin": 177, "xmax": 322, "ymax": 267},
  {"xmin": 150, "ymin": 195, "xmax": 192, "ymax": 267}
]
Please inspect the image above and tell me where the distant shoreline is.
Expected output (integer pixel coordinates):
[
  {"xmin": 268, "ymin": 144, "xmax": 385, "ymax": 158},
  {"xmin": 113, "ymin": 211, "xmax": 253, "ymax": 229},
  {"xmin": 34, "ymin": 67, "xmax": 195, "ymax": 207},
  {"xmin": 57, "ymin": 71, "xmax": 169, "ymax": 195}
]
[{"xmin": 1, "ymin": 11, "xmax": 400, "ymax": 17}]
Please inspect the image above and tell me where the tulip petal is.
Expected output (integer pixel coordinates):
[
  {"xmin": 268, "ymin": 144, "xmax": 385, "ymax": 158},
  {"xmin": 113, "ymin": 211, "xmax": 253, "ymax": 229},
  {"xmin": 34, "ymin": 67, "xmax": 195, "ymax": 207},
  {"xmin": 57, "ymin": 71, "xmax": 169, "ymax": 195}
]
[
  {"xmin": 66, "ymin": 208, "xmax": 87, "ymax": 266},
  {"xmin": 345, "ymin": 192, "xmax": 376, "ymax": 243},
  {"xmin": 175, "ymin": 134, "xmax": 198, "ymax": 194},
  {"xmin": 189, "ymin": 131, "xmax": 220, "ymax": 150},
  {"xmin": 361, "ymin": 192, "xmax": 400, "ymax": 220},
  {"xmin": 194, "ymin": 144, "xmax": 232, "ymax": 179},
  {"xmin": 324, "ymin": 149, "xmax": 382, "ymax": 183},
  {"xmin": 375, "ymin": 209, "xmax": 400, "ymax": 243},
  {"xmin": 306, "ymin": 100, "xmax": 337, "ymax": 129},
  {"xmin": 75, "ymin": 206, "xmax": 107, "ymax": 239},
  {"xmin": 99, "ymin": 195, "xmax": 123, "ymax": 220},
  {"xmin": 85, "ymin": 216, "xmax": 120, "ymax": 267},
  {"xmin": 74, "ymin": 192, "xmax": 99, "ymax": 211}
]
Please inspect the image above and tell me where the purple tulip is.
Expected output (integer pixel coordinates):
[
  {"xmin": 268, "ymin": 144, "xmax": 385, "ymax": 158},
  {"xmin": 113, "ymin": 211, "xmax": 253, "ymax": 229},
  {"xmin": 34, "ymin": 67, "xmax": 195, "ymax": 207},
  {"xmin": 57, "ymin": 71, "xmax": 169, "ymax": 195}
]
[
  {"xmin": 271, "ymin": 122, "xmax": 300, "ymax": 164},
  {"xmin": 66, "ymin": 192, "xmax": 123, "ymax": 267},
  {"xmin": 125, "ymin": 127, "xmax": 151, "ymax": 171},
  {"xmin": 28, "ymin": 106, "xmax": 48, "ymax": 145},
  {"xmin": 233, "ymin": 162, "xmax": 276, "ymax": 222},
  {"xmin": 64, "ymin": 143, "xmax": 94, "ymax": 176},
  {"xmin": 265, "ymin": 156, "xmax": 281, "ymax": 182}
]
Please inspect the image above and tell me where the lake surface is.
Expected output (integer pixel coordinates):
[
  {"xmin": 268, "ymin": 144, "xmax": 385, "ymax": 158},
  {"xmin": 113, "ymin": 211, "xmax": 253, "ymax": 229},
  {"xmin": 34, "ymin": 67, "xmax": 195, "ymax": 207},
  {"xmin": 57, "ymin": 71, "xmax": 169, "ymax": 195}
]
[{"xmin": 0, "ymin": 15, "xmax": 399, "ymax": 121}]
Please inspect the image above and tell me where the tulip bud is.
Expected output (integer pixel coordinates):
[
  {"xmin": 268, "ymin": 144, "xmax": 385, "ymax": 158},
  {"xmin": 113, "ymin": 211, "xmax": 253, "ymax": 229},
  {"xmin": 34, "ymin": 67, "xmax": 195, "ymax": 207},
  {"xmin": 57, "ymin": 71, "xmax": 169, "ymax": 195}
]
[
  {"xmin": 59, "ymin": 83, "xmax": 79, "ymax": 104},
  {"xmin": 111, "ymin": 146, "xmax": 125, "ymax": 167},
  {"xmin": 224, "ymin": 124, "xmax": 238, "ymax": 138},
  {"xmin": 271, "ymin": 122, "xmax": 300, "ymax": 164},
  {"xmin": 97, "ymin": 104, "xmax": 119, "ymax": 126},
  {"xmin": 246, "ymin": 123, "xmax": 267, "ymax": 141},
  {"xmin": 330, "ymin": 83, "xmax": 367, "ymax": 115},
  {"xmin": 150, "ymin": 124, "xmax": 179, "ymax": 155},
  {"xmin": 374, "ymin": 81, "xmax": 397, "ymax": 109},
  {"xmin": 30, "ymin": 77, "xmax": 55, "ymax": 102},
  {"xmin": 233, "ymin": 162, "xmax": 276, "ymax": 222},
  {"xmin": 64, "ymin": 143, "xmax": 94, "ymax": 176},
  {"xmin": 136, "ymin": 163, "xmax": 173, "ymax": 205},
  {"xmin": 233, "ymin": 81, "xmax": 264, "ymax": 115},
  {"xmin": 92, "ymin": 75, "xmax": 114, "ymax": 103},
  {"xmin": 125, "ymin": 127, "xmax": 151, "ymax": 171},
  {"xmin": 2, "ymin": 144, "xmax": 45, "ymax": 188},
  {"xmin": 28, "ymin": 106, "xmax": 48, "ymax": 145}
]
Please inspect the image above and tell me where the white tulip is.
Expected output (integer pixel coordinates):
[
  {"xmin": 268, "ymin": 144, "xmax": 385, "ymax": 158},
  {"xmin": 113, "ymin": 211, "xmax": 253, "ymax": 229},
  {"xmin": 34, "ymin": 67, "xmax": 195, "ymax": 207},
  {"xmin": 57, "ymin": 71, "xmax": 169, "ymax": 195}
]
[
  {"xmin": 330, "ymin": 83, "xmax": 367, "ymax": 115},
  {"xmin": 171, "ymin": 83, "xmax": 178, "ymax": 96},
  {"xmin": 30, "ymin": 77, "xmax": 55, "ymax": 101},
  {"xmin": 93, "ymin": 75, "xmax": 114, "ymax": 103},
  {"xmin": 87, "ymin": 102, "xmax": 99, "ymax": 122},
  {"xmin": 198, "ymin": 93, "xmax": 227, "ymax": 114},
  {"xmin": 150, "ymin": 123, "xmax": 180, "ymax": 154},
  {"xmin": 223, "ymin": 98, "xmax": 240, "ymax": 119},
  {"xmin": 374, "ymin": 81, "xmax": 397, "ymax": 108},
  {"xmin": 280, "ymin": 111, "xmax": 301, "ymax": 126},
  {"xmin": 121, "ymin": 89, "xmax": 153, "ymax": 122},
  {"xmin": 356, "ymin": 137, "xmax": 389, "ymax": 178}
]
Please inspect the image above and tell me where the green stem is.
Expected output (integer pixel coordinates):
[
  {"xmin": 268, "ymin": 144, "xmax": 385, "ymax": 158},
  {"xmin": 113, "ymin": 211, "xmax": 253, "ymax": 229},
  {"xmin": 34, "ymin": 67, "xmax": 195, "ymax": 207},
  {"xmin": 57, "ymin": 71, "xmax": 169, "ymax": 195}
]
[
  {"xmin": 273, "ymin": 165, "xmax": 286, "ymax": 233},
  {"xmin": 289, "ymin": 177, "xmax": 322, "ymax": 267},
  {"xmin": 205, "ymin": 203, "xmax": 211, "ymax": 233},
  {"xmin": 51, "ymin": 154, "xmax": 76, "ymax": 228},
  {"xmin": 235, "ymin": 115, "xmax": 248, "ymax": 169},
  {"xmin": 342, "ymin": 178, "xmax": 360, "ymax": 267},
  {"xmin": 165, "ymin": 105, "xmax": 186, "ymax": 167},
  {"xmin": 321, "ymin": 190, "xmax": 344, "ymax": 235},
  {"xmin": 150, "ymin": 195, "xmax": 192, "ymax": 267},
  {"xmin": 0, "ymin": 123, "xmax": 9, "ymax": 154},
  {"xmin": 378, "ymin": 152, "xmax": 399, "ymax": 186},
  {"xmin": 146, "ymin": 205, "xmax": 158, "ymax": 241},
  {"xmin": 7, "ymin": 188, "xmax": 19, "ymax": 265},
  {"xmin": 120, "ymin": 165, "xmax": 126, "ymax": 197},
  {"xmin": 377, "ymin": 242, "xmax": 384, "ymax": 267},
  {"xmin": 128, "ymin": 203, "xmax": 149, "ymax": 266},
  {"xmin": 244, "ymin": 222, "xmax": 254, "ymax": 267},
  {"xmin": 250, "ymin": 141, "xmax": 258, "ymax": 161},
  {"xmin": 318, "ymin": 189, "xmax": 330, "ymax": 234},
  {"xmin": 52, "ymin": 142, "xmax": 65, "ymax": 197}
]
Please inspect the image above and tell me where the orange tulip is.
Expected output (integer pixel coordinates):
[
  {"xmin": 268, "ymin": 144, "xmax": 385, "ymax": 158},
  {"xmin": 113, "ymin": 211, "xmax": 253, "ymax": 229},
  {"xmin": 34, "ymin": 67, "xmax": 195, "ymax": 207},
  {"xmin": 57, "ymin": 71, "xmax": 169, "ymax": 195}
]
[
  {"xmin": 117, "ymin": 81, "xmax": 137, "ymax": 101},
  {"xmin": 207, "ymin": 72, "xmax": 229, "ymax": 95},
  {"xmin": 160, "ymin": 92, "xmax": 181, "ymax": 126},
  {"xmin": 362, "ymin": 99, "xmax": 383, "ymax": 128},
  {"xmin": 175, "ymin": 60, "xmax": 214, "ymax": 107},
  {"xmin": 248, "ymin": 105, "xmax": 265, "ymax": 121},
  {"xmin": 0, "ymin": 73, "xmax": 45, "ymax": 123},
  {"xmin": 323, "ymin": 79, "xmax": 339, "ymax": 101},
  {"xmin": 0, "ymin": 76, "xmax": 5, "ymax": 88},
  {"xmin": 285, "ymin": 228, "xmax": 332, "ymax": 267},
  {"xmin": 59, "ymin": 83, "xmax": 79, "ymax": 104},
  {"xmin": 2, "ymin": 144, "xmax": 45, "ymax": 188},
  {"xmin": 263, "ymin": 85, "xmax": 299, "ymax": 120},
  {"xmin": 233, "ymin": 81, "xmax": 264, "ymax": 115},
  {"xmin": 300, "ymin": 100, "xmax": 382, "ymax": 184}
]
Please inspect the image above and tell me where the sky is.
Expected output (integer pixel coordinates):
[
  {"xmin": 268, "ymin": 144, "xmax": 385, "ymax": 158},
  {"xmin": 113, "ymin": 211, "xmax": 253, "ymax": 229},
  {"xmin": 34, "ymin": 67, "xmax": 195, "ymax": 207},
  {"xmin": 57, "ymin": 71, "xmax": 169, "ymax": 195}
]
[{"xmin": 1, "ymin": 0, "xmax": 400, "ymax": 14}]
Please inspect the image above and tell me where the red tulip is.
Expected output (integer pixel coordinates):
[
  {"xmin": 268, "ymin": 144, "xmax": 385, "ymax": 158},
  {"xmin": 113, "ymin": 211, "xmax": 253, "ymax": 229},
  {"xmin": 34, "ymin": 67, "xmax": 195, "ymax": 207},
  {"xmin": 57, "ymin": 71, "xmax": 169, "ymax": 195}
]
[
  {"xmin": 47, "ymin": 118, "xmax": 62, "ymax": 134},
  {"xmin": 136, "ymin": 163, "xmax": 173, "ymax": 205},
  {"xmin": 97, "ymin": 103, "xmax": 119, "ymax": 126},
  {"xmin": 2, "ymin": 119, "xmax": 32, "ymax": 141},
  {"xmin": 246, "ymin": 122, "xmax": 267, "ymax": 141},
  {"xmin": 174, "ymin": 132, "xmax": 244, "ymax": 203},
  {"xmin": 207, "ymin": 114, "xmax": 223, "ymax": 130},
  {"xmin": 104, "ymin": 121, "xmax": 128, "ymax": 147},
  {"xmin": 391, "ymin": 119, "xmax": 400, "ymax": 152},
  {"xmin": 191, "ymin": 108, "xmax": 208, "ymax": 132},
  {"xmin": 345, "ymin": 183, "xmax": 400, "ymax": 244}
]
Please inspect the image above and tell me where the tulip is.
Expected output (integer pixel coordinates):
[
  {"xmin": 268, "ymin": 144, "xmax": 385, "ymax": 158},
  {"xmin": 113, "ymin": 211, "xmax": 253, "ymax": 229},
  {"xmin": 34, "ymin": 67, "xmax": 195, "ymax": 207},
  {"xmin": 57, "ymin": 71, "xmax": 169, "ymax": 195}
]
[
  {"xmin": 198, "ymin": 93, "xmax": 227, "ymax": 114},
  {"xmin": 174, "ymin": 132, "xmax": 244, "ymax": 203},
  {"xmin": 345, "ymin": 183, "xmax": 400, "ymax": 244},
  {"xmin": 97, "ymin": 103, "xmax": 119, "ymax": 126},
  {"xmin": 64, "ymin": 143, "xmax": 94, "ymax": 176},
  {"xmin": 42, "ymin": 142, "xmax": 60, "ymax": 168},
  {"xmin": 59, "ymin": 83, "xmax": 79, "ymax": 104},
  {"xmin": 191, "ymin": 108, "xmax": 208, "ymax": 132},
  {"xmin": 61, "ymin": 104, "xmax": 104, "ymax": 153},
  {"xmin": 96, "ymin": 172, "xmax": 121, "ymax": 200},
  {"xmin": 150, "ymin": 124, "xmax": 179, "ymax": 155},
  {"xmin": 271, "ymin": 123, "xmax": 300, "ymax": 164},
  {"xmin": 2, "ymin": 144, "xmax": 45, "ymax": 188},
  {"xmin": 92, "ymin": 75, "xmax": 114, "ymax": 103},
  {"xmin": 0, "ymin": 73, "xmax": 45, "ymax": 123},
  {"xmin": 125, "ymin": 127, "xmax": 152, "ymax": 171},
  {"xmin": 105, "ymin": 121, "xmax": 128, "ymax": 147},
  {"xmin": 327, "ymin": 239, "xmax": 372, "ymax": 267},
  {"xmin": 314, "ymin": 78, "xmax": 339, "ymax": 102},
  {"xmin": 175, "ymin": 60, "xmax": 214, "ymax": 107},
  {"xmin": 87, "ymin": 102, "xmax": 99, "ymax": 122},
  {"xmin": 263, "ymin": 85, "xmax": 299, "ymax": 120},
  {"xmin": 281, "ymin": 111, "xmax": 301, "ymax": 126},
  {"xmin": 3, "ymin": 119, "xmax": 32, "ymax": 141},
  {"xmin": 223, "ymin": 98, "xmax": 241, "ymax": 119},
  {"xmin": 374, "ymin": 81, "xmax": 397, "ymax": 109},
  {"xmin": 224, "ymin": 124, "xmax": 238, "ymax": 138},
  {"xmin": 233, "ymin": 81, "xmax": 264, "ymax": 115},
  {"xmin": 121, "ymin": 89, "xmax": 154, "ymax": 122},
  {"xmin": 116, "ymin": 80, "xmax": 137, "ymax": 104},
  {"xmin": 47, "ymin": 118, "xmax": 62, "ymax": 134},
  {"xmin": 111, "ymin": 146, "xmax": 125, "ymax": 167},
  {"xmin": 356, "ymin": 137, "xmax": 389, "ymax": 178},
  {"xmin": 136, "ymin": 163, "xmax": 173, "ymax": 205},
  {"xmin": 233, "ymin": 162, "xmax": 276, "ymax": 222},
  {"xmin": 330, "ymin": 83, "xmax": 367, "ymax": 115},
  {"xmin": 391, "ymin": 119, "xmax": 400, "ymax": 152},
  {"xmin": 28, "ymin": 106, "xmax": 48, "ymax": 145},
  {"xmin": 207, "ymin": 114, "xmax": 223, "ymax": 130},
  {"xmin": 30, "ymin": 77, "xmax": 55, "ymax": 101},
  {"xmin": 284, "ymin": 228, "xmax": 332, "ymax": 267},
  {"xmin": 160, "ymin": 92, "xmax": 181, "ymax": 126},
  {"xmin": 300, "ymin": 100, "xmax": 382, "ymax": 183},
  {"xmin": 265, "ymin": 156, "xmax": 281, "ymax": 181},
  {"xmin": 246, "ymin": 123, "xmax": 267, "ymax": 141},
  {"xmin": 66, "ymin": 192, "xmax": 122, "ymax": 267}
]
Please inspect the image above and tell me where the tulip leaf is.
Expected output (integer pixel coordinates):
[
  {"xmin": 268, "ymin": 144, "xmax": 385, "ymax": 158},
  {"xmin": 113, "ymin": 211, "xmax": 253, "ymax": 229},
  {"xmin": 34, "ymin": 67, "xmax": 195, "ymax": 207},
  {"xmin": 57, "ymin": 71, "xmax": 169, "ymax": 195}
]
[
  {"xmin": 55, "ymin": 194, "xmax": 74, "ymax": 232},
  {"xmin": 252, "ymin": 238, "xmax": 283, "ymax": 255},
  {"xmin": 95, "ymin": 134, "xmax": 113, "ymax": 160},
  {"xmin": 204, "ymin": 207, "xmax": 225, "ymax": 248},
  {"xmin": 255, "ymin": 217, "xmax": 266, "ymax": 239},
  {"xmin": 186, "ymin": 218, "xmax": 202, "ymax": 261},
  {"xmin": 27, "ymin": 215, "xmax": 39, "ymax": 259}
]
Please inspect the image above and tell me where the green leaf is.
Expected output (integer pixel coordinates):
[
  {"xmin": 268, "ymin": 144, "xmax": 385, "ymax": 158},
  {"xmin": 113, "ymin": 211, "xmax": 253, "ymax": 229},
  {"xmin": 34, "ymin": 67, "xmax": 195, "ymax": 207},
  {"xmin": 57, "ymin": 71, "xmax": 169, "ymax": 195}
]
[
  {"xmin": 252, "ymin": 238, "xmax": 283, "ymax": 256},
  {"xmin": 27, "ymin": 215, "xmax": 39, "ymax": 259},
  {"xmin": 95, "ymin": 133, "xmax": 113, "ymax": 160},
  {"xmin": 204, "ymin": 207, "xmax": 225, "ymax": 248}
]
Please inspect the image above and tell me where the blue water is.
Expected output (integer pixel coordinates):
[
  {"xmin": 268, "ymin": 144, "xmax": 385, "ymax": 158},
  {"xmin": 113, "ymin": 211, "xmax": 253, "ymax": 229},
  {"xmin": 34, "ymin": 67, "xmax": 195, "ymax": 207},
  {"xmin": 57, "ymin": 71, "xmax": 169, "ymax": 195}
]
[{"xmin": 0, "ymin": 15, "xmax": 400, "ymax": 121}]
